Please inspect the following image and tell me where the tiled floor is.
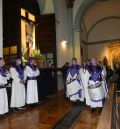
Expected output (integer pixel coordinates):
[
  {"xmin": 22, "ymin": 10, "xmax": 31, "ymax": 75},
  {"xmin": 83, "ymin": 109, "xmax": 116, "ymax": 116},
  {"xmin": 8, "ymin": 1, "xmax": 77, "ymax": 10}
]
[
  {"xmin": 71, "ymin": 107, "xmax": 101, "ymax": 129},
  {"xmin": 0, "ymin": 94, "xmax": 72, "ymax": 129},
  {"xmin": 0, "ymin": 94, "xmax": 101, "ymax": 129}
]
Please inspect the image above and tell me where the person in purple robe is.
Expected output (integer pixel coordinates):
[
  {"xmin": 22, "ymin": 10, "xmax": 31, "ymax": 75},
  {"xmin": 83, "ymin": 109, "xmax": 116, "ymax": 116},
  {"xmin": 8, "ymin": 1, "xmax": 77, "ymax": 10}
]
[
  {"xmin": 87, "ymin": 58, "xmax": 106, "ymax": 111},
  {"xmin": 10, "ymin": 57, "xmax": 26, "ymax": 112},
  {"xmin": 66, "ymin": 58, "xmax": 84, "ymax": 102},
  {"xmin": 0, "ymin": 57, "xmax": 10, "ymax": 114},
  {"xmin": 24, "ymin": 57, "xmax": 40, "ymax": 105}
]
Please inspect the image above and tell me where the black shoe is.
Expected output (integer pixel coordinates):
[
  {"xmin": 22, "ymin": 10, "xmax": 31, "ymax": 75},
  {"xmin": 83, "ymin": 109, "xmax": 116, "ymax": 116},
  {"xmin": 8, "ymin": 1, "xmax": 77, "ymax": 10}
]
[
  {"xmin": 91, "ymin": 108, "xmax": 96, "ymax": 112},
  {"xmin": 35, "ymin": 101, "xmax": 43, "ymax": 105},
  {"xmin": 13, "ymin": 108, "xmax": 19, "ymax": 112},
  {"xmin": 97, "ymin": 107, "xmax": 102, "ymax": 112},
  {"xmin": 29, "ymin": 104, "xmax": 36, "ymax": 107},
  {"xmin": 18, "ymin": 107, "xmax": 26, "ymax": 110}
]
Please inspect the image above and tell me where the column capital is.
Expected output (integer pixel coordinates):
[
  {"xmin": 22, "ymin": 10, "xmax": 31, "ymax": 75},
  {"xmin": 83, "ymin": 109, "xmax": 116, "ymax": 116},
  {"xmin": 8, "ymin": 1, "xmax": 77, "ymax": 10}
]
[{"xmin": 73, "ymin": 28, "xmax": 80, "ymax": 32}]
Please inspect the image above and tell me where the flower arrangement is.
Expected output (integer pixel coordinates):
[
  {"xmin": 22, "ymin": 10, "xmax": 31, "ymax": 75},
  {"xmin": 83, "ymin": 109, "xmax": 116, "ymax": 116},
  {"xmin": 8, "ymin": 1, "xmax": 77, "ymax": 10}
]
[
  {"xmin": 22, "ymin": 48, "xmax": 45, "ymax": 64},
  {"xmin": 32, "ymin": 49, "xmax": 45, "ymax": 61}
]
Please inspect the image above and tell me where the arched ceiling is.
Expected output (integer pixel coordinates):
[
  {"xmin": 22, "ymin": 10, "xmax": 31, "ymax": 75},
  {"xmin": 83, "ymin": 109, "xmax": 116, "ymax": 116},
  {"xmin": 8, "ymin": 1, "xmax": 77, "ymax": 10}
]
[
  {"xmin": 83, "ymin": 0, "xmax": 120, "ymax": 33},
  {"xmin": 37, "ymin": 0, "xmax": 54, "ymax": 14},
  {"xmin": 81, "ymin": 0, "xmax": 120, "ymax": 43},
  {"xmin": 73, "ymin": 0, "xmax": 97, "ymax": 30},
  {"xmin": 37, "ymin": 0, "xmax": 120, "ymax": 44}
]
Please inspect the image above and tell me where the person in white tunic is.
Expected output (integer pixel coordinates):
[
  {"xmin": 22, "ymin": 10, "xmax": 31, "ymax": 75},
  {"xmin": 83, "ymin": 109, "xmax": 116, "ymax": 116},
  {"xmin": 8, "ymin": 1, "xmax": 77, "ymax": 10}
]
[
  {"xmin": 24, "ymin": 57, "xmax": 40, "ymax": 104},
  {"xmin": 80, "ymin": 63, "xmax": 91, "ymax": 106},
  {"xmin": 98, "ymin": 61, "xmax": 108, "ymax": 97},
  {"xmin": 101, "ymin": 67, "xmax": 108, "ymax": 97},
  {"xmin": 87, "ymin": 58, "xmax": 105, "ymax": 111},
  {"xmin": 66, "ymin": 58, "xmax": 84, "ymax": 102},
  {"xmin": 10, "ymin": 57, "xmax": 26, "ymax": 112},
  {"xmin": 0, "ymin": 57, "xmax": 10, "ymax": 115}
]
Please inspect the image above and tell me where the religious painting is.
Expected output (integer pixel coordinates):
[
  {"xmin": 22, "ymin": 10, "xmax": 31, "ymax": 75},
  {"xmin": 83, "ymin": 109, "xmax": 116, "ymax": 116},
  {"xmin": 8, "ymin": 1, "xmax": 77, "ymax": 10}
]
[{"xmin": 112, "ymin": 52, "xmax": 120, "ymax": 65}]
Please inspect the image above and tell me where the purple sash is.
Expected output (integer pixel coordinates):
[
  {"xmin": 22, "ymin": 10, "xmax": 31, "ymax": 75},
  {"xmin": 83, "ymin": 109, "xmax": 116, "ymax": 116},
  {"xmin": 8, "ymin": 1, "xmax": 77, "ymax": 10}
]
[{"xmin": 28, "ymin": 76, "xmax": 36, "ymax": 80}]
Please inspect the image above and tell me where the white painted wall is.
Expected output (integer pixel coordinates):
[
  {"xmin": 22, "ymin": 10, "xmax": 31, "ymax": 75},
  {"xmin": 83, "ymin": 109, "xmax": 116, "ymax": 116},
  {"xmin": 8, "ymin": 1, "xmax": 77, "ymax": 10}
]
[
  {"xmin": 81, "ymin": 42, "xmax": 88, "ymax": 63},
  {"xmin": 0, "ymin": 0, "xmax": 3, "ymax": 57},
  {"xmin": 54, "ymin": 0, "xmax": 73, "ymax": 91},
  {"xmin": 54, "ymin": 0, "xmax": 73, "ymax": 67},
  {"xmin": 88, "ymin": 43, "xmax": 110, "ymax": 63},
  {"xmin": 74, "ymin": 31, "xmax": 81, "ymax": 64}
]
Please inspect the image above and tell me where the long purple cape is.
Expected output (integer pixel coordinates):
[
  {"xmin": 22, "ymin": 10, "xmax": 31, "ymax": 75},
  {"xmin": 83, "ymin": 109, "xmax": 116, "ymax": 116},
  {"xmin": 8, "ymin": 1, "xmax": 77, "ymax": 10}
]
[{"xmin": 13, "ymin": 65, "xmax": 24, "ymax": 80}]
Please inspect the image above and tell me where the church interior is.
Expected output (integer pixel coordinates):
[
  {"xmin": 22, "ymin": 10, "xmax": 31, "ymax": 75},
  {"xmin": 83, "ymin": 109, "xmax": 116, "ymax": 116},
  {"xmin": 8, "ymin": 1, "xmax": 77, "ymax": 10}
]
[{"xmin": 0, "ymin": 0, "xmax": 120, "ymax": 129}]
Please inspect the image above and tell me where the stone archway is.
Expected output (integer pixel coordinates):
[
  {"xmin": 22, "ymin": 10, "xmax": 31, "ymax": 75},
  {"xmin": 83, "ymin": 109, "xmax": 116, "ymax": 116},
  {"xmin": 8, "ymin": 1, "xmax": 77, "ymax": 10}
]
[{"xmin": 73, "ymin": 0, "xmax": 97, "ymax": 63}]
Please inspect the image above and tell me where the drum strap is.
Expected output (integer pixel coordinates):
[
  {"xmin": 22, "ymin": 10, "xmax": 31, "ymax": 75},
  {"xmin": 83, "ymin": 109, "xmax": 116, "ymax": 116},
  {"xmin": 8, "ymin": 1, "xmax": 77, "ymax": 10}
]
[
  {"xmin": 0, "ymin": 84, "xmax": 8, "ymax": 89},
  {"xmin": 67, "ymin": 72, "xmax": 81, "ymax": 85}
]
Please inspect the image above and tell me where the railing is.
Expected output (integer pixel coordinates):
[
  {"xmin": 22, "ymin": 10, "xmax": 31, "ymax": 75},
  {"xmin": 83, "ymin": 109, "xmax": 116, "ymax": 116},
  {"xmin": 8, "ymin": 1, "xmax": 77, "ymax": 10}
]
[
  {"xmin": 111, "ymin": 86, "xmax": 120, "ymax": 129},
  {"xmin": 97, "ymin": 84, "xmax": 114, "ymax": 129},
  {"xmin": 97, "ymin": 83, "xmax": 120, "ymax": 129}
]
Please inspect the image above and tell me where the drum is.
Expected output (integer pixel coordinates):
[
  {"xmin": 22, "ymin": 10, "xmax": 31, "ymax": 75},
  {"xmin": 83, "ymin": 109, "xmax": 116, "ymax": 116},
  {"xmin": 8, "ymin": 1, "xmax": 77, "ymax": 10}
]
[
  {"xmin": 88, "ymin": 83, "xmax": 105, "ymax": 101},
  {"xmin": 67, "ymin": 80, "xmax": 82, "ymax": 97}
]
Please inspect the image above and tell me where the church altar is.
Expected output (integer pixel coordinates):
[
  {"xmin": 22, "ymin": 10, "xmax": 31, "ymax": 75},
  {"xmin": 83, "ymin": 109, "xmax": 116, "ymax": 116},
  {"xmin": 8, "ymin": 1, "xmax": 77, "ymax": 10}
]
[{"xmin": 108, "ymin": 40, "xmax": 120, "ymax": 67}]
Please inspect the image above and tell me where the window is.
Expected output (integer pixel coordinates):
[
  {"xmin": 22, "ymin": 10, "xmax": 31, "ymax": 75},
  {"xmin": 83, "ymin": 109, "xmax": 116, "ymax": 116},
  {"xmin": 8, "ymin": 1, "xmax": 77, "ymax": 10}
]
[{"xmin": 3, "ymin": 46, "xmax": 17, "ymax": 65}]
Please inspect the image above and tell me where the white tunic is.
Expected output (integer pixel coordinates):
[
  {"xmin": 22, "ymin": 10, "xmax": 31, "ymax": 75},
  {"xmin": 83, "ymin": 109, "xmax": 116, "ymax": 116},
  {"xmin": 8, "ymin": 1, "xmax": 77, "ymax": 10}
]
[
  {"xmin": 24, "ymin": 66, "xmax": 40, "ymax": 104},
  {"xmin": 10, "ymin": 67, "xmax": 25, "ymax": 108},
  {"xmin": 0, "ymin": 71, "xmax": 10, "ymax": 114},
  {"xmin": 80, "ymin": 68, "xmax": 91, "ymax": 106},
  {"xmin": 87, "ymin": 68, "xmax": 106, "ymax": 108},
  {"xmin": 66, "ymin": 69, "xmax": 83, "ymax": 102}
]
